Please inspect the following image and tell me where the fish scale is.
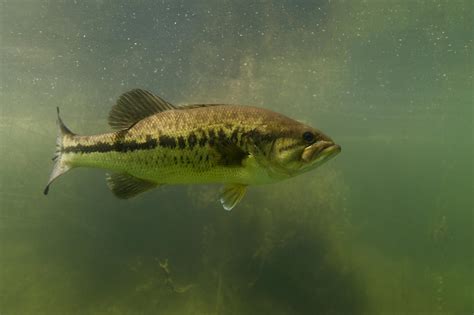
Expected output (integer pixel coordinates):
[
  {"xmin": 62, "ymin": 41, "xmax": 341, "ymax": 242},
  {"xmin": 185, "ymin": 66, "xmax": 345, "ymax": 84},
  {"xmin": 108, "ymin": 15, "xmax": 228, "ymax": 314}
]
[
  {"xmin": 44, "ymin": 89, "xmax": 341, "ymax": 210},
  {"xmin": 66, "ymin": 108, "xmax": 266, "ymax": 181}
]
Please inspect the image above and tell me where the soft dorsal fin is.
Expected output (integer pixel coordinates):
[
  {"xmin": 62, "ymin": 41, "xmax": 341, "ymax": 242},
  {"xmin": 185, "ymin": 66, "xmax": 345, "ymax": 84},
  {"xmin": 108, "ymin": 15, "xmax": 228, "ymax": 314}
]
[
  {"xmin": 106, "ymin": 173, "xmax": 158, "ymax": 199},
  {"xmin": 108, "ymin": 89, "xmax": 176, "ymax": 130}
]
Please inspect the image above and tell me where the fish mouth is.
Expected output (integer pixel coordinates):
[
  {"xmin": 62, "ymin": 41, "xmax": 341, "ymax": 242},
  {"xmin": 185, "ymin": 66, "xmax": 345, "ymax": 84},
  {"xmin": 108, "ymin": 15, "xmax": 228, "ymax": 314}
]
[
  {"xmin": 320, "ymin": 143, "xmax": 341, "ymax": 157},
  {"xmin": 302, "ymin": 141, "xmax": 341, "ymax": 163}
]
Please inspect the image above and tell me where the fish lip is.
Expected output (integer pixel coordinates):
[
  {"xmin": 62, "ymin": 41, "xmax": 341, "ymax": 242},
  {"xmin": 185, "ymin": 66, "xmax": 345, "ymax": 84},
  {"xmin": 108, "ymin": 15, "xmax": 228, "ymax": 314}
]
[
  {"xmin": 302, "ymin": 141, "xmax": 341, "ymax": 162},
  {"xmin": 321, "ymin": 143, "xmax": 341, "ymax": 156},
  {"xmin": 317, "ymin": 143, "xmax": 341, "ymax": 162}
]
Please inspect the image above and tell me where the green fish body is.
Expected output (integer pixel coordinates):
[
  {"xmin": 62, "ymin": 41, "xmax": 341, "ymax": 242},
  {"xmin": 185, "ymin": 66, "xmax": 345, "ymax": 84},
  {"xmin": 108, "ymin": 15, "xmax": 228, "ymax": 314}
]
[{"xmin": 45, "ymin": 89, "xmax": 341, "ymax": 210}]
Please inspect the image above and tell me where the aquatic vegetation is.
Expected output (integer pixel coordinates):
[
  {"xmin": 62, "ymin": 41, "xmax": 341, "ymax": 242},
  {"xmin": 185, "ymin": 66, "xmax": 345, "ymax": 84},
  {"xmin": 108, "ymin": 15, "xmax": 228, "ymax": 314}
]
[{"xmin": 179, "ymin": 166, "xmax": 365, "ymax": 314}]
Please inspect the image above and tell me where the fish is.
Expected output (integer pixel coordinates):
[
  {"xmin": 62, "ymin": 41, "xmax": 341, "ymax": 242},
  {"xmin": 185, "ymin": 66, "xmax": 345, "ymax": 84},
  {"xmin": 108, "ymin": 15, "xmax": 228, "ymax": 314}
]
[{"xmin": 44, "ymin": 89, "xmax": 341, "ymax": 210}]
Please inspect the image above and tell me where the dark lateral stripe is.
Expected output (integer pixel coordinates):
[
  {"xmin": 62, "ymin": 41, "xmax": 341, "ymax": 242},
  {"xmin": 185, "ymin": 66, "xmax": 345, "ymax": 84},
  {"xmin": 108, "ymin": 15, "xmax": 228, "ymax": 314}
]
[
  {"xmin": 63, "ymin": 138, "xmax": 158, "ymax": 154},
  {"xmin": 188, "ymin": 132, "xmax": 197, "ymax": 149},
  {"xmin": 218, "ymin": 128, "xmax": 226, "ymax": 142},
  {"xmin": 230, "ymin": 129, "xmax": 239, "ymax": 144},
  {"xmin": 208, "ymin": 129, "xmax": 216, "ymax": 145},
  {"xmin": 159, "ymin": 135, "xmax": 177, "ymax": 148},
  {"xmin": 177, "ymin": 136, "xmax": 186, "ymax": 149},
  {"xmin": 62, "ymin": 128, "xmax": 276, "ymax": 154},
  {"xmin": 198, "ymin": 135, "xmax": 207, "ymax": 147},
  {"xmin": 63, "ymin": 133, "xmax": 205, "ymax": 154}
]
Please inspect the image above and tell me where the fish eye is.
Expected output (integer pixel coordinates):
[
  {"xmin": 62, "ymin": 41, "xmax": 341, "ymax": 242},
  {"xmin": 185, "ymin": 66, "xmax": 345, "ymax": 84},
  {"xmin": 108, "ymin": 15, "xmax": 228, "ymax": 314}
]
[{"xmin": 302, "ymin": 131, "xmax": 315, "ymax": 143}]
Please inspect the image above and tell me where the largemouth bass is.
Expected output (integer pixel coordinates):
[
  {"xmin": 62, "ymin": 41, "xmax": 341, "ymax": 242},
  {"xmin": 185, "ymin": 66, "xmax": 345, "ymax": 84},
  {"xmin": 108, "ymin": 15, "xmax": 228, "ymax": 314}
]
[{"xmin": 44, "ymin": 89, "xmax": 341, "ymax": 210}]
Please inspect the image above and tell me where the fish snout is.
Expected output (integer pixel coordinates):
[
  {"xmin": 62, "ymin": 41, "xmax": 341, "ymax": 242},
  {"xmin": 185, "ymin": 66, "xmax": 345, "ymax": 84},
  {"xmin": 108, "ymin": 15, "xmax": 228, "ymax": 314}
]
[{"xmin": 302, "ymin": 140, "xmax": 341, "ymax": 162}]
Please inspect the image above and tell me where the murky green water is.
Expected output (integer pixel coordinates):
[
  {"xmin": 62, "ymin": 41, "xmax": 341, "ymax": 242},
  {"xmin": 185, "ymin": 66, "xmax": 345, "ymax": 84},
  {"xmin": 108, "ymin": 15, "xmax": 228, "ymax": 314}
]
[{"xmin": 1, "ymin": 1, "xmax": 472, "ymax": 314}]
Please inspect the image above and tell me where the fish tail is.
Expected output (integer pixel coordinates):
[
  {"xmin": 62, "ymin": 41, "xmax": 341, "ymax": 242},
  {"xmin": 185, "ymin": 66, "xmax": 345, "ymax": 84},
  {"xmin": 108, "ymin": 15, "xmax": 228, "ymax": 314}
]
[{"xmin": 43, "ymin": 107, "xmax": 75, "ymax": 195}]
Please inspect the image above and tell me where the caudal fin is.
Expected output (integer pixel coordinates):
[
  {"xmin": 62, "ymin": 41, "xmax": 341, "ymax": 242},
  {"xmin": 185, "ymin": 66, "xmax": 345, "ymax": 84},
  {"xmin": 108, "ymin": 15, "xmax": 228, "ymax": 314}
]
[{"xmin": 43, "ymin": 108, "xmax": 75, "ymax": 195}]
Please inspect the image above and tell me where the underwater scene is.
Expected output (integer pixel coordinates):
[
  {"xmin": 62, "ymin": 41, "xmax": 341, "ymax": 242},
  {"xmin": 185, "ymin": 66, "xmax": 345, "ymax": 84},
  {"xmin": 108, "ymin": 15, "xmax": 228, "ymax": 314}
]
[{"xmin": 0, "ymin": 1, "xmax": 472, "ymax": 314}]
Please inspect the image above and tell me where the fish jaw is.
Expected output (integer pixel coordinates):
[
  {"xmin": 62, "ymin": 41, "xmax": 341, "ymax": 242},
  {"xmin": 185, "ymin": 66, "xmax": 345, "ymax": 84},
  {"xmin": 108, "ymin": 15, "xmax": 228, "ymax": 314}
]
[
  {"xmin": 302, "ymin": 141, "xmax": 341, "ymax": 162},
  {"xmin": 302, "ymin": 141, "xmax": 341, "ymax": 169}
]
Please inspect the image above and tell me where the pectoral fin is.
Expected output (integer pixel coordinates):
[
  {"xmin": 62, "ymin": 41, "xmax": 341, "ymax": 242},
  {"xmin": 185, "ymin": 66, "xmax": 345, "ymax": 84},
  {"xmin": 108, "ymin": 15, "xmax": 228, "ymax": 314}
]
[
  {"xmin": 219, "ymin": 184, "xmax": 247, "ymax": 211},
  {"xmin": 214, "ymin": 141, "xmax": 248, "ymax": 166},
  {"xmin": 106, "ymin": 173, "xmax": 158, "ymax": 199}
]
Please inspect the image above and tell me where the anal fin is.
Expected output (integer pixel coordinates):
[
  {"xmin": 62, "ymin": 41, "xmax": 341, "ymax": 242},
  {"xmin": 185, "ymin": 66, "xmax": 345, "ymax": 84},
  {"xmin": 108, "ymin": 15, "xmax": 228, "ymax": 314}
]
[
  {"xmin": 219, "ymin": 184, "xmax": 247, "ymax": 211},
  {"xmin": 106, "ymin": 173, "xmax": 158, "ymax": 199}
]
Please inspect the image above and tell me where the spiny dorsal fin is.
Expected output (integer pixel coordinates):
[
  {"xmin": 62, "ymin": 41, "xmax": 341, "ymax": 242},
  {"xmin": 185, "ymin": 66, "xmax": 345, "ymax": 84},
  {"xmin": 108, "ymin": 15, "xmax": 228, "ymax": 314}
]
[
  {"xmin": 108, "ymin": 89, "xmax": 176, "ymax": 130},
  {"xmin": 219, "ymin": 184, "xmax": 247, "ymax": 211},
  {"xmin": 178, "ymin": 104, "xmax": 228, "ymax": 110},
  {"xmin": 106, "ymin": 173, "xmax": 158, "ymax": 199}
]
